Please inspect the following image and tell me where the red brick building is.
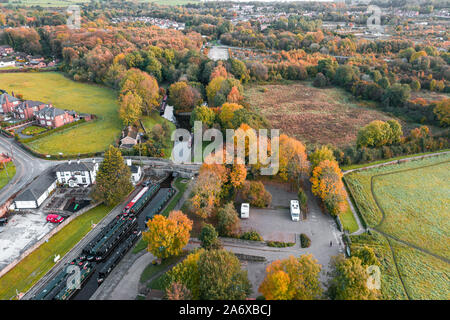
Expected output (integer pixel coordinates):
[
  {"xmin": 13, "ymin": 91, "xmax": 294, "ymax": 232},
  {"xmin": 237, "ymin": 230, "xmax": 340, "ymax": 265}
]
[
  {"xmin": 0, "ymin": 93, "xmax": 21, "ymax": 113},
  {"xmin": 15, "ymin": 100, "xmax": 47, "ymax": 120},
  {"xmin": 35, "ymin": 106, "xmax": 77, "ymax": 128}
]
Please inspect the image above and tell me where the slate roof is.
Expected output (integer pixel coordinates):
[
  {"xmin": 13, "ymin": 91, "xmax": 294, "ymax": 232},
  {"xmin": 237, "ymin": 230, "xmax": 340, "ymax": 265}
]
[
  {"xmin": 0, "ymin": 93, "xmax": 20, "ymax": 104},
  {"xmin": 19, "ymin": 100, "xmax": 46, "ymax": 109},
  {"xmin": 15, "ymin": 169, "xmax": 56, "ymax": 202},
  {"xmin": 35, "ymin": 106, "xmax": 66, "ymax": 118},
  {"xmin": 56, "ymin": 161, "xmax": 96, "ymax": 173},
  {"xmin": 130, "ymin": 165, "xmax": 140, "ymax": 174}
]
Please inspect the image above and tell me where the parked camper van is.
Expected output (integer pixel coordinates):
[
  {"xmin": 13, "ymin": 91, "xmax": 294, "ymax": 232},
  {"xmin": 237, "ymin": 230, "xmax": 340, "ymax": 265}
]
[
  {"xmin": 290, "ymin": 200, "xmax": 300, "ymax": 222},
  {"xmin": 240, "ymin": 203, "xmax": 250, "ymax": 219}
]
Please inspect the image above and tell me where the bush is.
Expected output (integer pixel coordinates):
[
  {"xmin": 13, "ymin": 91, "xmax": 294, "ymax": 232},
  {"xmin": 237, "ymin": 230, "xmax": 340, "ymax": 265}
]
[
  {"xmin": 266, "ymin": 241, "xmax": 295, "ymax": 248},
  {"xmin": 300, "ymin": 234, "xmax": 311, "ymax": 248},
  {"xmin": 240, "ymin": 181, "xmax": 271, "ymax": 208},
  {"xmin": 240, "ymin": 230, "xmax": 263, "ymax": 242},
  {"xmin": 217, "ymin": 202, "xmax": 240, "ymax": 237},
  {"xmin": 298, "ymin": 187, "xmax": 308, "ymax": 213},
  {"xmin": 199, "ymin": 224, "xmax": 220, "ymax": 250}
]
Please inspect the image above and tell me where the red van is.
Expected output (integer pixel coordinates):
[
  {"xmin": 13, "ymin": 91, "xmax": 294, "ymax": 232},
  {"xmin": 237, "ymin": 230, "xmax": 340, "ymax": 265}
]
[{"xmin": 46, "ymin": 214, "xmax": 64, "ymax": 223}]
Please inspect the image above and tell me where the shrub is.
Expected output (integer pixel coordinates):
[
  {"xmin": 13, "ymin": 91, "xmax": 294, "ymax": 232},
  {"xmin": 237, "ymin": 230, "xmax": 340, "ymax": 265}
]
[
  {"xmin": 217, "ymin": 202, "xmax": 240, "ymax": 237},
  {"xmin": 298, "ymin": 187, "xmax": 308, "ymax": 213},
  {"xmin": 199, "ymin": 223, "xmax": 220, "ymax": 250},
  {"xmin": 240, "ymin": 181, "xmax": 271, "ymax": 208},
  {"xmin": 266, "ymin": 241, "xmax": 295, "ymax": 248},
  {"xmin": 300, "ymin": 234, "xmax": 311, "ymax": 248},
  {"xmin": 240, "ymin": 230, "xmax": 263, "ymax": 242}
]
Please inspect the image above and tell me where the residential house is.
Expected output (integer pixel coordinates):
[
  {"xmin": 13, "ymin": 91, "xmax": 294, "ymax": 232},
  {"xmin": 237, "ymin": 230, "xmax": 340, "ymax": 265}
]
[
  {"xmin": 29, "ymin": 60, "xmax": 46, "ymax": 68},
  {"xmin": 0, "ymin": 58, "xmax": 15, "ymax": 68},
  {"xmin": 126, "ymin": 159, "xmax": 142, "ymax": 185},
  {"xmin": 0, "ymin": 45, "xmax": 14, "ymax": 56},
  {"xmin": 14, "ymin": 169, "xmax": 57, "ymax": 209},
  {"xmin": 0, "ymin": 93, "xmax": 21, "ymax": 113},
  {"xmin": 120, "ymin": 126, "xmax": 141, "ymax": 148},
  {"xmin": 35, "ymin": 106, "xmax": 77, "ymax": 128},
  {"xmin": 15, "ymin": 100, "xmax": 47, "ymax": 120},
  {"xmin": 55, "ymin": 160, "xmax": 99, "ymax": 188}
]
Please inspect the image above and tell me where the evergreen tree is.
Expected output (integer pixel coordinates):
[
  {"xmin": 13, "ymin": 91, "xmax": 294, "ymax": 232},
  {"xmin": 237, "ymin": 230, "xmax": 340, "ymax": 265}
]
[{"xmin": 91, "ymin": 145, "xmax": 133, "ymax": 206}]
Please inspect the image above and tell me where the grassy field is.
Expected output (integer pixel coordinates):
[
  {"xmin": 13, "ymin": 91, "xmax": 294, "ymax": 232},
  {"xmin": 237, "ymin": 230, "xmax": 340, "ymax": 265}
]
[
  {"xmin": 340, "ymin": 206, "xmax": 359, "ymax": 234},
  {"xmin": 345, "ymin": 154, "xmax": 450, "ymax": 299},
  {"xmin": 0, "ymin": 72, "xmax": 121, "ymax": 156},
  {"xmin": 0, "ymin": 205, "xmax": 111, "ymax": 300},
  {"xmin": 244, "ymin": 82, "xmax": 407, "ymax": 148},
  {"xmin": 0, "ymin": 162, "xmax": 16, "ymax": 190}
]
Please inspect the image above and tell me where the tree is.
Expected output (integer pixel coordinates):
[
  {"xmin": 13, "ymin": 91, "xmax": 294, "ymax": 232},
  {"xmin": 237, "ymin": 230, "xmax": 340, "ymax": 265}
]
[
  {"xmin": 353, "ymin": 246, "xmax": 379, "ymax": 267},
  {"xmin": 189, "ymin": 169, "xmax": 223, "ymax": 219},
  {"xmin": 91, "ymin": 145, "xmax": 133, "ymax": 206},
  {"xmin": 259, "ymin": 254, "xmax": 322, "ymax": 300},
  {"xmin": 119, "ymin": 91, "xmax": 142, "ymax": 126},
  {"xmin": 143, "ymin": 211, "xmax": 193, "ymax": 260},
  {"xmin": 313, "ymin": 72, "xmax": 327, "ymax": 87},
  {"xmin": 278, "ymin": 134, "xmax": 310, "ymax": 182},
  {"xmin": 229, "ymin": 164, "xmax": 247, "ymax": 189},
  {"xmin": 190, "ymin": 105, "xmax": 215, "ymax": 128},
  {"xmin": 218, "ymin": 103, "xmax": 243, "ymax": 129},
  {"xmin": 210, "ymin": 61, "xmax": 228, "ymax": 80},
  {"xmin": 120, "ymin": 68, "xmax": 159, "ymax": 115},
  {"xmin": 166, "ymin": 282, "xmax": 192, "ymax": 300},
  {"xmin": 433, "ymin": 99, "xmax": 450, "ymax": 127},
  {"xmin": 357, "ymin": 120, "xmax": 390, "ymax": 148},
  {"xmin": 199, "ymin": 223, "xmax": 220, "ymax": 250},
  {"xmin": 217, "ymin": 202, "xmax": 240, "ymax": 237},
  {"xmin": 166, "ymin": 249, "xmax": 251, "ymax": 300},
  {"xmin": 239, "ymin": 181, "xmax": 271, "ymax": 208},
  {"xmin": 168, "ymin": 81, "xmax": 202, "ymax": 112},
  {"xmin": 327, "ymin": 255, "xmax": 380, "ymax": 300},
  {"xmin": 227, "ymin": 86, "xmax": 243, "ymax": 104},
  {"xmin": 309, "ymin": 146, "xmax": 336, "ymax": 169},
  {"xmin": 310, "ymin": 160, "xmax": 347, "ymax": 216},
  {"xmin": 382, "ymin": 83, "xmax": 411, "ymax": 108},
  {"xmin": 197, "ymin": 249, "xmax": 252, "ymax": 300},
  {"xmin": 334, "ymin": 65, "xmax": 357, "ymax": 86}
]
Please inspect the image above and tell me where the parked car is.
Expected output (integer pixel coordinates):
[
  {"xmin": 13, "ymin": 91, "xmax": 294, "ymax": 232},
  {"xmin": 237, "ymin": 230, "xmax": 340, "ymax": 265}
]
[
  {"xmin": 46, "ymin": 214, "xmax": 64, "ymax": 224},
  {"xmin": 290, "ymin": 200, "xmax": 300, "ymax": 222},
  {"xmin": 240, "ymin": 203, "xmax": 250, "ymax": 219}
]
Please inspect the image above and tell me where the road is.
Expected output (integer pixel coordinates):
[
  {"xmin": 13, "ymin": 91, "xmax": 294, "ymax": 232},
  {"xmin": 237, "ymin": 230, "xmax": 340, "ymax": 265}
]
[{"xmin": 0, "ymin": 135, "xmax": 60, "ymax": 205}]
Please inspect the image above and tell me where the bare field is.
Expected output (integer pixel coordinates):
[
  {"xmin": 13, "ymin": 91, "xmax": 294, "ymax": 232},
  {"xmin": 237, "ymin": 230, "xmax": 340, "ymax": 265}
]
[{"xmin": 244, "ymin": 82, "xmax": 403, "ymax": 147}]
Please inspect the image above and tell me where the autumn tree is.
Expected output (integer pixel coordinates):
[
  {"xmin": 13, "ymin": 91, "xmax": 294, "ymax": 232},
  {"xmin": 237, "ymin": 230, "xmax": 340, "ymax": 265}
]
[
  {"xmin": 166, "ymin": 282, "xmax": 192, "ymax": 300},
  {"xmin": 229, "ymin": 164, "xmax": 247, "ymax": 189},
  {"xmin": 120, "ymin": 68, "xmax": 159, "ymax": 115},
  {"xmin": 353, "ymin": 246, "xmax": 379, "ymax": 267},
  {"xmin": 278, "ymin": 134, "xmax": 310, "ymax": 182},
  {"xmin": 433, "ymin": 99, "xmax": 450, "ymax": 127},
  {"xmin": 166, "ymin": 249, "xmax": 251, "ymax": 300},
  {"xmin": 189, "ymin": 169, "xmax": 223, "ymax": 219},
  {"xmin": 310, "ymin": 160, "xmax": 347, "ymax": 216},
  {"xmin": 168, "ymin": 81, "xmax": 202, "ymax": 112},
  {"xmin": 218, "ymin": 103, "xmax": 243, "ymax": 129},
  {"xmin": 143, "ymin": 211, "xmax": 193, "ymax": 260},
  {"xmin": 227, "ymin": 86, "xmax": 243, "ymax": 104},
  {"xmin": 309, "ymin": 146, "xmax": 336, "ymax": 169},
  {"xmin": 217, "ymin": 202, "xmax": 240, "ymax": 237},
  {"xmin": 210, "ymin": 61, "xmax": 228, "ymax": 80},
  {"xmin": 119, "ymin": 91, "xmax": 142, "ymax": 126},
  {"xmin": 327, "ymin": 255, "xmax": 380, "ymax": 300},
  {"xmin": 190, "ymin": 105, "xmax": 215, "ymax": 128},
  {"xmin": 259, "ymin": 254, "xmax": 323, "ymax": 300},
  {"xmin": 357, "ymin": 120, "xmax": 403, "ymax": 148},
  {"xmin": 91, "ymin": 145, "xmax": 133, "ymax": 206},
  {"xmin": 239, "ymin": 181, "xmax": 272, "ymax": 208}
]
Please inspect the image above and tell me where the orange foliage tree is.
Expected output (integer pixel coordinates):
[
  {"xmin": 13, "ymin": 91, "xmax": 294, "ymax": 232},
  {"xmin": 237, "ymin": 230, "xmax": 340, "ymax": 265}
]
[
  {"xmin": 259, "ymin": 254, "xmax": 322, "ymax": 300},
  {"xmin": 310, "ymin": 160, "xmax": 347, "ymax": 216},
  {"xmin": 143, "ymin": 210, "xmax": 193, "ymax": 259},
  {"xmin": 277, "ymin": 134, "xmax": 310, "ymax": 182}
]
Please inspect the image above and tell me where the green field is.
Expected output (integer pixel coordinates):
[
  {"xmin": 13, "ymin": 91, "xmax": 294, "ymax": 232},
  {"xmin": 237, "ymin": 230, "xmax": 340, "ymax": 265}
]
[
  {"xmin": 0, "ymin": 72, "xmax": 121, "ymax": 156},
  {"xmin": 345, "ymin": 154, "xmax": 450, "ymax": 299},
  {"xmin": 340, "ymin": 206, "xmax": 359, "ymax": 234},
  {"xmin": 0, "ymin": 162, "xmax": 16, "ymax": 190},
  {"xmin": 0, "ymin": 205, "xmax": 111, "ymax": 300}
]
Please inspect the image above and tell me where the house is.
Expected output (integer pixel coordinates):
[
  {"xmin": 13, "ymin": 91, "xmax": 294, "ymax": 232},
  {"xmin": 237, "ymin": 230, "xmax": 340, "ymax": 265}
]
[
  {"xmin": 126, "ymin": 159, "xmax": 142, "ymax": 185},
  {"xmin": 14, "ymin": 169, "xmax": 57, "ymax": 209},
  {"xmin": 0, "ymin": 45, "xmax": 14, "ymax": 56},
  {"xmin": 29, "ymin": 60, "xmax": 46, "ymax": 68},
  {"xmin": 0, "ymin": 93, "xmax": 21, "ymax": 113},
  {"xmin": 55, "ymin": 160, "xmax": 99, "ymax": 188},
  {"xmin": 0, "ymin": 58, "xmax": 15, "ymax": 68},
  {"xmin": 15, "ymin": 100, "xmax": 47, "ymax": 120},
  {"xmin": 120, "ymin": 126, "xmax": 141, "ymax": 148},
  {"xmin": 35, "ymin": 106, "xmax": 76, "ymax": 128}
]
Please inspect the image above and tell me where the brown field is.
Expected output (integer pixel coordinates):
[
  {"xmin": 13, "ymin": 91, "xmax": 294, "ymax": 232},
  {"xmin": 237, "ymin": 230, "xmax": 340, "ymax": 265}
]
[
  {"xmin": 410, "ymin": 90, "xmax": 449, "ymax": 103},
  {"xmin": 244, "ymin": 82, "xmax": 405, "ymax": 147}
]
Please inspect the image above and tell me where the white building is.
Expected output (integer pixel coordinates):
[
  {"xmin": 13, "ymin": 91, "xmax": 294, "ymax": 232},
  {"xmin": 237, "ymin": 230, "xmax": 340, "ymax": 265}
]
[
  {"xmin": 126, "ymin": 159, "xmax": 142, "ymax": 185},
  {"xmin": 55, "ymin": 160, "xmax": 99, "ymax": 187},
  {"xmin": 0, "ymin": 59, "xmax": 15, "ymax": 68},
  {"xmin": 14, "ymin": 170, "xmax": 57, "ymax": 209}
]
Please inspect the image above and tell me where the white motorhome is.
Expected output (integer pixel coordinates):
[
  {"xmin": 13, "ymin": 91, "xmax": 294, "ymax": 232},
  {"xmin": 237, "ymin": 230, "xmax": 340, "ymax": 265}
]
[
  {"xmin": 240, "ymin": 203, "xmax": 250, "ymax": 219},
  {"xmin": 290, "ymin": 200, "xmax": 300, "ymax": 222}
]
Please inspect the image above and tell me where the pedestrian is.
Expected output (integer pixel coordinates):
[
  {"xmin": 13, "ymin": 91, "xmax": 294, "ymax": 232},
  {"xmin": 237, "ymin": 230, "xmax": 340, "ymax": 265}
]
[{"xmin": 330, "ymin": 240, "xmax": 332, "ymax": 247}]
